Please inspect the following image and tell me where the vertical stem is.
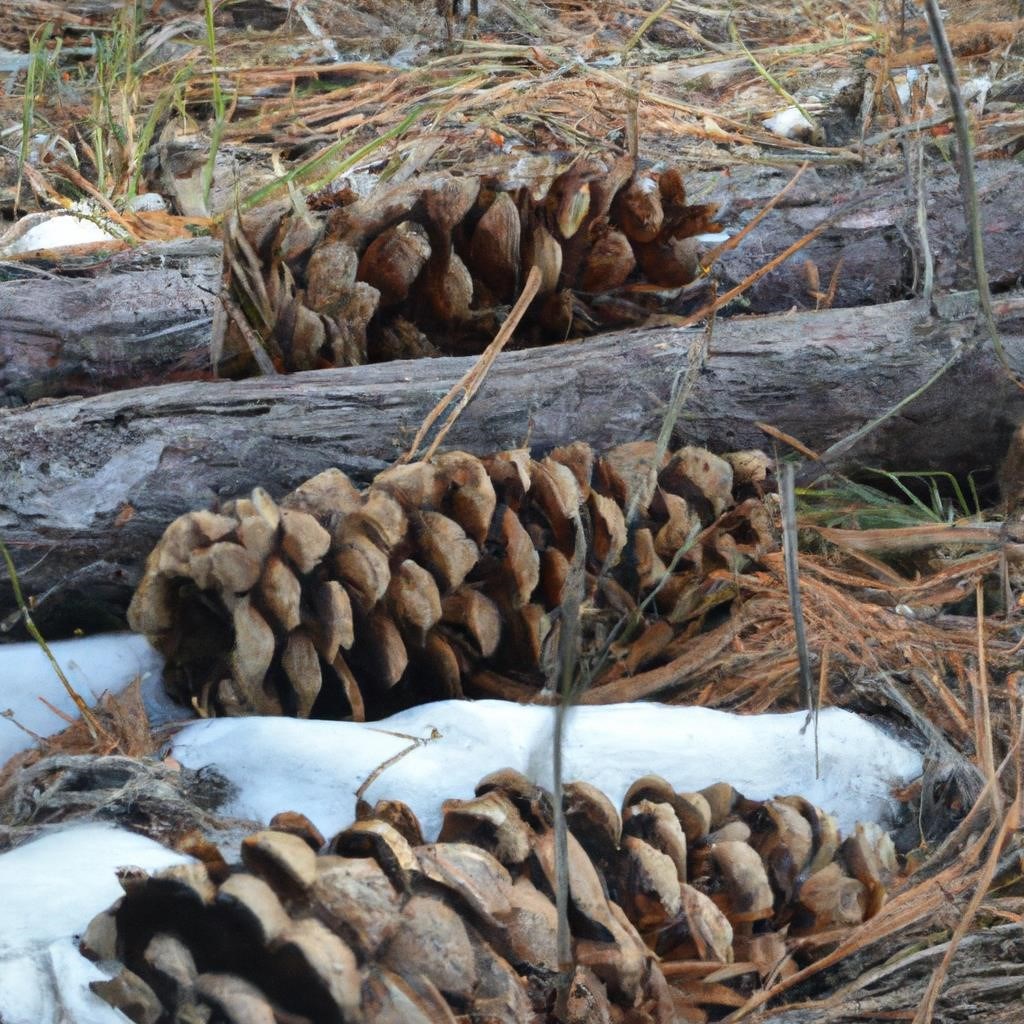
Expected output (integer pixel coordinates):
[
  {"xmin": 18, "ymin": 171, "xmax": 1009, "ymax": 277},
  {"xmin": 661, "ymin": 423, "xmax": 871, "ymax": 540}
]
[
  {"xmin": 974, "ymin": 582, "xmax": 1001, "ymax": 816},
  {"xmin": 552, "ymin": 512, "xmax": 586, "ymax": 1019},
  {"xmin": 781, "ymin": 462, "xmax": 818, "ymax": 776},
  {"xmin": 0, "ymin": 537, "xmax": 105, "ymax": 743},
  {"xmin": 551, "ymin": 692, "xmax": 572, "ymax": 1018},
  {"xmin": 923, "ymin": 0, "xmax": 1007, "ymax": 368}
]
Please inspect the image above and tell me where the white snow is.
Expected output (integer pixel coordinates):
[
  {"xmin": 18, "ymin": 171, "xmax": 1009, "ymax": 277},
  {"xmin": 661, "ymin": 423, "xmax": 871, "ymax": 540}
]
[
  {"xmin": 172, "ymin": 700, "xmax": 923, "ymax": 841},
  {"xmin": 0, "ymin": 824, "xmax": 191, "ymax": 1024},
  {"xmin": 126, "ymin": 192, "xmax": 167, "ymax": 213},
  {"xmin": 762, "ymin": 106, "xmax": 816, "ymax": 140},
  {"xmin": 0, "ymin": 632, "xmax": 925, "ymax": 1024},
  {"xmin": 0, "ymin": 824, "xmax": 190, "ymax": 956},
  {"xmin": 0, "ymin": 632, "xmax": 175, "ymax": 767},
  {"xmin": 0, "ymin": 208, "xmax": 118, "ymax": 256}
]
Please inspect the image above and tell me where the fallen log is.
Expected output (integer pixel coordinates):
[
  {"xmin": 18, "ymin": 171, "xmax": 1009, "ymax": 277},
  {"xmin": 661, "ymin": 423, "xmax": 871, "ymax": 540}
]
[
  {"xmin": 759, "ymin": 915, "xmax": 1024, "ymax": 1024},
  {"xmin": 701, "ymin": 157, "xmax": 1024, "ymax": 313},
  {"xmin": 1, "ymin": 290, "xmax": 1022, "ymax": 634},
  {"xmin": 1, "ymin": 161, "xmax": 1023, "ymax": 405},
  {"xmin": 0, "ymin": 238, "xmax": 220, "ymax": 406}
]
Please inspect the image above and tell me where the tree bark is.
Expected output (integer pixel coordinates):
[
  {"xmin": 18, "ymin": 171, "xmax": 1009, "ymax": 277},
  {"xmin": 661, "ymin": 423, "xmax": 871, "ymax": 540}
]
[
  {"xmin": 2, "ymin": 161, "xmax": 1023, "ymax": 406},
  {"xmin": 698, "ymin": 157, "xmax": 1024, "ymax": 313},
  {"xmin": 0, "ymin": 238, "xmax": 220, "ymax": 406},
  {"xmin": 759, "ymin": 919, "xmax": 1024, "ymax": 1024},
  {"xmin": 1, "ymin": 289, "xmax": 1022, "ymax": 634}
]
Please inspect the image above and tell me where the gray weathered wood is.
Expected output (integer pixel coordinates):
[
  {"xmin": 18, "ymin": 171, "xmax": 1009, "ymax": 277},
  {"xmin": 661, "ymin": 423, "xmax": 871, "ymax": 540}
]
[
  {"xmin": 759, "ymin": 919, "xmax": 1024, "ymax": 1023},
  {"xmin": 0, "ymin": 238, "xmax": 220, "ymax": 406},
  {"xmin": 1, "ymin": 291, "xmax": 1022, "ymax": 633},
  {"xmin": 2, "ymin": 161, "xmax": 1023, "ymax": 409},
  {"xmin": 699, "ymin": 158, "xmax": 1024, "ymax": 312}
]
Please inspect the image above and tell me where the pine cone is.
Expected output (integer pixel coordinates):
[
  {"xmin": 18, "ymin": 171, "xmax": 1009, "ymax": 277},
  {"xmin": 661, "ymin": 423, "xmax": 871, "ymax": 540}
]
[
  {"xmin": 128, "ymin": 443, "xmax": 775, "ymax": 721},
  {"xmin": 82, "ymin": 772, "xmax": 897, "ymax": 1023},
  {"xmin": 219, "ymin": 158, "xmax": 721, "ymax": 372}
]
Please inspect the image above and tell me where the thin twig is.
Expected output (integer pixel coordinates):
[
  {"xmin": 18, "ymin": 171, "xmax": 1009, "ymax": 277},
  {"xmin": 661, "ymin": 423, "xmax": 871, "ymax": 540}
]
[
  {"xmin": 680, "ymin": 187, "xmax": 884, "ymax": 328},
  {"xmin": 755, "ymin": 422, "xmax": 821, "ymax": 460},
  {"xmin": 400, "ymin": 265, "xmax": 541, "ymax": 463},
  {"xmin": 798, "ymin": 339, "xmax": 970, "ymax": 483},
  {"xmin": 781, "ymin": 462, "xmax": 818, "ymax": 776},
  {"xmin": 700, "ymin": 162, "xmax": 809, "ymax": 271},
  {"xmin": 48, "ymin": 160, "xmax": 135, "ymax": 229},
  {"xmin": 218, "ymin": 289, "xmax": 278, "ymax": 376},
  {"xmin": 621, "ymin": 0, "xmax": 672, "ymax": 55},
  {"xmin": 911, "ymin": 803, "xmax": 1019, "ymax": 1024},
  {"xmin": 817, "ymin": 643, "xmax": 830, "ymax": 711},
  {"xmin": 861, "ymin": 110, "xmax": 954, "ymax": 148},
  {"xmin": 0, "ymin": 708, "xmax": 46, "ymax": 744},
  {"xmin": 621, "ymin": 311, "xmax": 713, "ymax": 533},
  {"xmin": 581, "ymin": 324, "xmax": 711, "ymax": 689},
  {"xmin": 355, "ymin": 727, "xmax": 442, "ymax": 804},
  {"xmin": 552, "ymin": 508, "xmax": 586, "ymax": 1020},
  {"xmin": 911, "ymin": 112, "xmax": 935, "ymax": 308},
  {"xmin": 1010, "ymin": 673, "xmax": 1023, "ymax": 819},
  {"xmin": 973, "ymin": 581, "xmax": 1001, "ymax": 816},
  {"xmin": 729, "ymin": 21, "xmax": 820, "ymax": 137},
  {"xmin": 923, "ymin": 0, "xmax": 1007, "ymax": 369},
  {"xmin": 821, "ymin": 256, "xmax": 843, "ymax": 310}
]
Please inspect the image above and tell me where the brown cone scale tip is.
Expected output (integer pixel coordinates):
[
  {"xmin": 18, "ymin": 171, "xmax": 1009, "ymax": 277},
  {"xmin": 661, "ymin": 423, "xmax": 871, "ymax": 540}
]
[
  {"xmin": 84, "ymin": 772, "xmax": 899, "ymax": 1024},
  {"xmin": 129, "ymin": 441, "xmax": 775, "ymax": 721}
]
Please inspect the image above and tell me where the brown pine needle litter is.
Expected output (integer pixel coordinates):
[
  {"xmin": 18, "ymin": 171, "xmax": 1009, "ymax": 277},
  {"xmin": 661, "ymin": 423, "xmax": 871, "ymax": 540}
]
[
  {"xmin": 2, "ymin": 0, "xmax": 1024, "ymax": 1019},
  {"xmin": 3, "ymin": 0, "xmax": 1023, "ymax": 217}
]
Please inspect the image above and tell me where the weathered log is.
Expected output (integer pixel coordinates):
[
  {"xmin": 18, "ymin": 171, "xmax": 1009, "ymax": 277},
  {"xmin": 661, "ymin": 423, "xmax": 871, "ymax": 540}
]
[
  {"xmin": 1, "ymin": 290, "xmax": 1023, "ymax": 634},
  {"xmin": 0, "ymin": 238, "xmax": 220, "ymax": 406},
  {"xmin": 698, "ymin": 157, "xmax": 1024, "ymax": 313},
  {"xmin": 1, "ymin": 161, "xmax": 1022, "ymax": 406}
]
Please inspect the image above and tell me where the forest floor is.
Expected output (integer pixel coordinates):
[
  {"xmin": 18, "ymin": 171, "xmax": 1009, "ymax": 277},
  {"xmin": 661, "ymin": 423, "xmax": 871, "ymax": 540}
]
[{"xmin": 1, "ymin": 1, "xmax": 1024, "ymax": 1022}]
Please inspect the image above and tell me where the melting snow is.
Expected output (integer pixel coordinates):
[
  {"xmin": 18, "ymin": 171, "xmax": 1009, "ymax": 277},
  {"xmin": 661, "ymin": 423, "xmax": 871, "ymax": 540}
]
[
  {"xmin": 0, "ymin": 632, "xmax": 175, "ymax": 766},
  {"xmin": 0, "ymin": 634, "xmax": 925, "ymax": 1023},
  {"xmin": 0, "ymin": 825, "xmax": 190, "ymax": 1023},
  {"xmin": 172, "ymin": 699, "xmax": 923, "ymax": 841}
]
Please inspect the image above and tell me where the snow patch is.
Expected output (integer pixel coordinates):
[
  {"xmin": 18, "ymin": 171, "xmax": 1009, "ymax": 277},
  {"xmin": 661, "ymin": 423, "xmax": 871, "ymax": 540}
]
[
  {"xmin": 0, "ymin": 207, "xmax": 118, "ymax": 256},
  {"xmin": 0, "ymin": 824, "xmax": 191, "ymax": 1024},
  {"xmin": 173, "ymin": 700, "xmax": 922, "ymax": 841},
  {"xmin": 127, "ymin": 192, "xmax": 167, "ymax": 213},
  {"xmin": 0, "ymin": 633, "xmax": 172, "ymax": 766},
  {"xmin": 0, "ymin": 824, "xmax": 190, "ymax": 957},
  {"xmin": 762, "ymin": 106, "xmax": 816, "ymax": 140}
]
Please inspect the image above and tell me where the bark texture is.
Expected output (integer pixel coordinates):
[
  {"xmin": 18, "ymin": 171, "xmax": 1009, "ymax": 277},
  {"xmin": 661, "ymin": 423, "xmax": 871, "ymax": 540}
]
[
  {"xmin": 1, "ymin": 290, "xmax": 1023, "ymax": 634},
  {"xmin": 757, "ymin": 919, "xmax": 1024, "ymax": 1023},
  {"xmin": 698, "ymin": 157, "xmax": 1024, "ymax": 313},
  {"xmin": 0, "ymin": 238, "xmax": 220, "ymax": 405}
]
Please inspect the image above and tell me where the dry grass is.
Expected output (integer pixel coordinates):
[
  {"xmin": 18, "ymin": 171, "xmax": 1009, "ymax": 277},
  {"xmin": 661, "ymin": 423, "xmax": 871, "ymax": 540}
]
[
  {"xmin": 2, "ymin": 1, "xmax": 1024, "ymax": 1019},
  {"xmin": 2, "ymin": 0, "xmax": 1021, "ymax": 222},
  {"xmin": 0, "ymin": 678, "xmax": 160, "ymax": 796}
]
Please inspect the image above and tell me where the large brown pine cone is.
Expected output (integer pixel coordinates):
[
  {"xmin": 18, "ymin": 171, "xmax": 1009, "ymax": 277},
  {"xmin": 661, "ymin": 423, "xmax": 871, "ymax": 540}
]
[
  {"xmin": 128, "ymin": 442, "xmax": 774, "ymax": 720},
  {"xmin": 83, "ymin": 770, "xmax": 897, "ymax": 1023},
  {"xmin": 220, "ymin": 157, "xmax": 721, "ymax": 373}
]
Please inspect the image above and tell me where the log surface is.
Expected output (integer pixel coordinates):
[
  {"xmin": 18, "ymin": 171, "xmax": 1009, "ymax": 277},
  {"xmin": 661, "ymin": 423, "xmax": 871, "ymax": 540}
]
[
  {"xmin": 700, "ymin": 158, "xmax": 1024, "ymax": 312},
  {"xmin": 762, "ymin": 918, "xmax": 1024, "ymax": 1023},
  {"xmin": 2, "ymin": 161, "xmax": 1023, "ymax": 405},
  {"xmin": 0, "ymin": 238, "xmax": 220, "ymax": 405},
  {"xmin": 2, "ymin": 291, "xmax": 1023, "ymax": 633}
]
